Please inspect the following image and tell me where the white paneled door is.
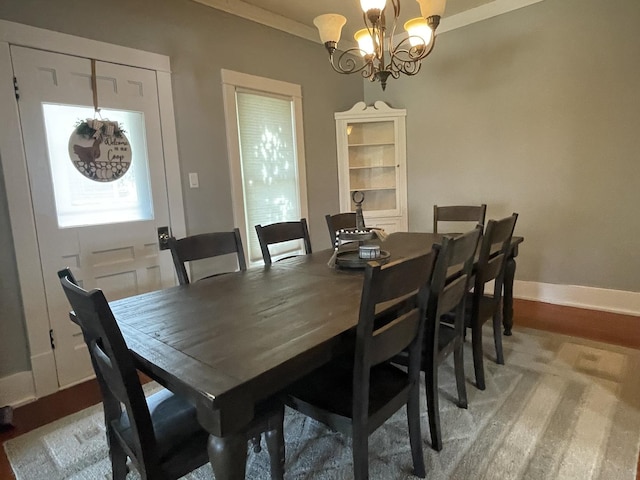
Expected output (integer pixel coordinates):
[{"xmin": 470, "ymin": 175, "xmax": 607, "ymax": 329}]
[{"xmin": 11, "ymin": 46, "xmax": 176, "ymax": 388}]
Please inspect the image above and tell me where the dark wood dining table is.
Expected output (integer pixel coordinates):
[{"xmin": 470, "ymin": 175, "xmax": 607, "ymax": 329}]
[{"xmin": 109, "ymin": 232, "xmax": 523, "ymax": 479}]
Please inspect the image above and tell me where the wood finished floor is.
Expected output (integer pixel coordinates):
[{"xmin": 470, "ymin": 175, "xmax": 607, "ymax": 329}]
[{"xmin": 1, "ymin": 298, "xmax": 638, "ymax": 479}]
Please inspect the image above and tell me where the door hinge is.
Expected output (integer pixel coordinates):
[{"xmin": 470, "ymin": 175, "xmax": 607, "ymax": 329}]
[
  {"xmin": 49, "ymin": 329, "xmax": 55, "ymax": 350},
  {"xmin": 13, "ymin": 76, "xmax": 19, "ymax": 101}
]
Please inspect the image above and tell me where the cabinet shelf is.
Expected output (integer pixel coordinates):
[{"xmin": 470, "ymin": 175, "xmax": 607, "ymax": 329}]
[
  {"xmin": 348, "ymin": 165, "xmax": 396, "ymax": 170},
  {"xmin": 348, "ymin": 142, "xmax": 395, "ymax": 147}
]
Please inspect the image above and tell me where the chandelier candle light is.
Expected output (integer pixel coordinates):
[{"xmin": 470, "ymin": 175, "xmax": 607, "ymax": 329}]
[{"xmin": 314, "ymin": 0, "xmax": 446, "ymax": 90}]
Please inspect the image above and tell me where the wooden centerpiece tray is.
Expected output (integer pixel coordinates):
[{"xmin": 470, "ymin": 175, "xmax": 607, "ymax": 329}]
[{"xmin": 335, "ymin": 250, "xmax": 390, "ymax": 269}]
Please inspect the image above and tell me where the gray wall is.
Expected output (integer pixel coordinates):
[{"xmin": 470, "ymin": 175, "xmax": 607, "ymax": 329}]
[
  {"xmin": 366, "ymin": 0, "xmax": 640, "ymax": 292},
  {"xmin": 0, "ymin": 0, "xmax": 363, "ymax": 377}
]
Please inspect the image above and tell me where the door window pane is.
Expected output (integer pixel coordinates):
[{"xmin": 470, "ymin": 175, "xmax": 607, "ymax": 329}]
[{"xmin": 42, "ymin": 103, "xmax": 153, "ymax": 228}]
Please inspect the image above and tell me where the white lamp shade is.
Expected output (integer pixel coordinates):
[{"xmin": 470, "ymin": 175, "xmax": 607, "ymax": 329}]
[
  {"xmin": 404, "ymin": 17, "xmax": 433, "ymax": 46},
  {"xmin": 416, "ymin": 0, "xmax": 446, "ymax": 18},
  {"xmin": 354, "ymin": 29, "xmax": 376, "ymax": 56},
  {"xmin": 313, "ymin": 14, "xmax": 347, "ymax": 44},
  {"xmin": 360, "ymin": 0, "xmax": 387, "ymax": 13}
]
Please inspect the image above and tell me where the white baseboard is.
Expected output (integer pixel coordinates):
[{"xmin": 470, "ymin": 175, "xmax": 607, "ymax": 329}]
[
  {"xmin": 0, "ymin": 371, "xmax": 35, "ymax": 408},
  {"xmin": 31, "ymin": 350, "xmax": 59, "ymax": 398},
  {"xmin": 514, "ymin": 280, "xmax": 640, "ymax": 317}
]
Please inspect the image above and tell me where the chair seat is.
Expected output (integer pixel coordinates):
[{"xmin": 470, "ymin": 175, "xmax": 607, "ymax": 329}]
[
  {"xmin": 114, "ymin": 388, "xmax": 209, "ymax": 466},
  {"xmin": 288, "ymin": 360, "xmax": 410, "ymax": 420}
]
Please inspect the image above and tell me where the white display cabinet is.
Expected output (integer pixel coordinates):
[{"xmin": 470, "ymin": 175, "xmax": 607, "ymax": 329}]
[{"xmin": 334, "ymin": 101, "xmax": 408, "ymax": 233}]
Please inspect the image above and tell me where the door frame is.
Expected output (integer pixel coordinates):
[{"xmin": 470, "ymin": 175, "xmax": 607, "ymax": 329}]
[{"xmin": 0, "ymin": 20, "xmax": 186, "ymax": 399}]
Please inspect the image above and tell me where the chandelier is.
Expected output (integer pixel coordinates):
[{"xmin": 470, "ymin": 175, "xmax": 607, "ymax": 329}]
[{"xmin": 313, "ymin": 0, "xmax": 446, "ymax": 90}]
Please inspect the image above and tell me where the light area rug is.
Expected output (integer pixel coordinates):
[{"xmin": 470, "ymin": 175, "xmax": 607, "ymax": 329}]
[{"xmin": 5, "ymin": 326, "xmax": 640, "ymax": 480}]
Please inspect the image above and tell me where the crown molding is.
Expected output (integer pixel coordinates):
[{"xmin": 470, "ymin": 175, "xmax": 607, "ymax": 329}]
[
  {"xmin": 193, "ymin": 0, "xmax": 319, "ymax": 43},
  {"xmin": 438, "ymin": 0, "xmax": 545, "ymax": 34},
  {"xmin": 192, "ymin": 0, "xmax": 545, "ymax": 47}
]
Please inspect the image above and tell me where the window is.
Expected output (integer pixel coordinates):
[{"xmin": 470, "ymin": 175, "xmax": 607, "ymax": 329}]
[
  {"xmin": 42, "ymin": 104, "xmax": 153, "ymax": 228},
  {"xmin": 222, "ymin": 70, "xmax": 308, "ymax": 265}
]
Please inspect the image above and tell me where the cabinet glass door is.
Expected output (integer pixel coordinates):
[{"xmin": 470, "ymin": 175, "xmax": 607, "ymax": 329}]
[{"xmin": 346, "ymin": 120, "xmax": 397, "ymax": 213}]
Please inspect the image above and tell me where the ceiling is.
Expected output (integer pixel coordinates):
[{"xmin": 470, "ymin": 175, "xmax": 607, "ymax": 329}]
[{"xmin": 193, "ymin": 0, "xmax": 543, "ymax": 47}]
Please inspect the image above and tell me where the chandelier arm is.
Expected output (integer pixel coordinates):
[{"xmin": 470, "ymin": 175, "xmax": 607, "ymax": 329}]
[
  {"xmin": 361, "ymin": 10, "xmax": 383, "ymax": 65},
  {"xmin": 361, "ymin": 62, "xmax": 375, "ymax": 81},
  {"xmin": 363, "ymin": 10, "xmax": 376, "ymax": 43},
  {"xmin": 420, "ymin": 34, "xmax": 438, "ymax": 59},
  {"xmin": 378, "ymin": 16, "xmax": 386, "ymax": 72},
  {"xmin": 390, "ymin": 54, "xmax": 422, "ymax": 76},
  {"xmin": 392, "ymin": 0, "xmax": 400, "ymax": 18},
  {"xmin": 329, "ymin": 48, "xmax": 374, "ymax": 75},
  {"xmin": 387, "ymin": 11, "xmax": 399, "ymax": 56},
  {"xmin": 391, "ymin": 35, "xmax": 438, "ymax": 62}
]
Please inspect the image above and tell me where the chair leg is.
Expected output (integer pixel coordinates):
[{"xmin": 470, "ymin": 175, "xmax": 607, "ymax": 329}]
[
  {"xmin": 425, "ymin": 362, "xmax": 442, "ymax": 452},
  {"xmin": 352, "ymin": 425, "xmax": 369, "ymax": 480},
  {"xmin": 108, "ymin": 432, "xmax": 128, "ymax": 480},
  {"xmin": 453, "ymin": 341, "xmax": 468, "ymax": 409},
  {"xmin": 471, "ymin": 323, "xmax": 486, "ymax": 390},
  {"xmin": 265, "ymin": 406, "xmax": 285, "ymax": 480},
  {"xmin": 493, "ymin": 306, "xmax": 505, "ymax": 365},
  {"xmin": 407, "ymin": 383, "xmax": 426, "ymax": 476}
]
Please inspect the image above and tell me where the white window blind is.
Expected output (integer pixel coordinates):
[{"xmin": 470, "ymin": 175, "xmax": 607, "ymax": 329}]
[{"xmin": 236, "ymin": 91, "xmax": 302, "ymax": 262}]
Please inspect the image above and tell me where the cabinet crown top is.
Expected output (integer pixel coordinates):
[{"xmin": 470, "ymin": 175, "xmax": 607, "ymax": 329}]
[{"xmin": 335, "ymin": 101, "xmax": 406, "ymax": 119}]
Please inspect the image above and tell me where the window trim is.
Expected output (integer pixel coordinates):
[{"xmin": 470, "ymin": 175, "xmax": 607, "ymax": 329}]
[{"xmin": 221, "ymin": 69, "xmax": 308, "ymax": 266}]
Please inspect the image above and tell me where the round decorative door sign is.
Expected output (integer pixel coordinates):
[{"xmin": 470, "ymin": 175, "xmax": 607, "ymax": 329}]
[{"xmin": 68, "ymin": 119, "xmax": 132, "ymax": 182}]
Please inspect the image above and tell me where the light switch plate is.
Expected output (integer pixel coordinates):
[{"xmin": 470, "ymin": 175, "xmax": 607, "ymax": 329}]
[{"xmin": 188, "ymin": 172, "xmax": 199, "ymax": 188}]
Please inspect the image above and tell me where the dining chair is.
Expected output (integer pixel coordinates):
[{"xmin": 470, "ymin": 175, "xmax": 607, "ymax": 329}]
[
  {"xmin": 463, "ymin": 213, "xmax": 518, "ymax": 390},
  {"xmin": 286, "ymin": 250, "xmax": 438, "ymax": 480},
  {"xmin": 167, "ymin": 228, "xmax": 246, "ymax": 285},
  {"xmin": 255, "ymin": 218, "xmax": 312, "ymax": 266},
  {"xmin": 392, "ymin": 226, "xmax": 482, "ymax": 451},
  {"xmin": 57, "ymin": 268, "xmax": 285, "ymax": 480},
  {"xmin": 433, "ymin": 204, "xmax": 487, "ymax": 234},
  {"xmin": 325, "ymin": 212, "xmax": 357, "ymax": 247}
]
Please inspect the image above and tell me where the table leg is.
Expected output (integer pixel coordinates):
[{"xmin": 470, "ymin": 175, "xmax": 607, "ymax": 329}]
[
  {"xmin": 207, "ymin": 433, "xmax": 247, "ymax": 480},
  {"xmin": 503, "ymin": 256, "xmax": 516, "ymax": 336}
]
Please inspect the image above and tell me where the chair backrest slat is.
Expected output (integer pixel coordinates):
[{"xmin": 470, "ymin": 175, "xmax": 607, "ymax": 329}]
[
  {"xmin": 438, "ymin": 273, "xmax": 469, "ymax": 315},
  {"xmin": 433, "ymin": 204, "xmax": 487, "ymax": 234},
  {"xmin": 480, "ymin": 254, "xmax": 505, "ymax": 284},
  {"xmin": 169, "ymin": 228, "xmax": 246, "ymax": 284},
  {"xmin": 370, "ymin": 309, "xmax": 421, "ymax": 366},
  {"xmin": 255, "ymin": 218, "xmax": 312, "ymax": 266}
]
